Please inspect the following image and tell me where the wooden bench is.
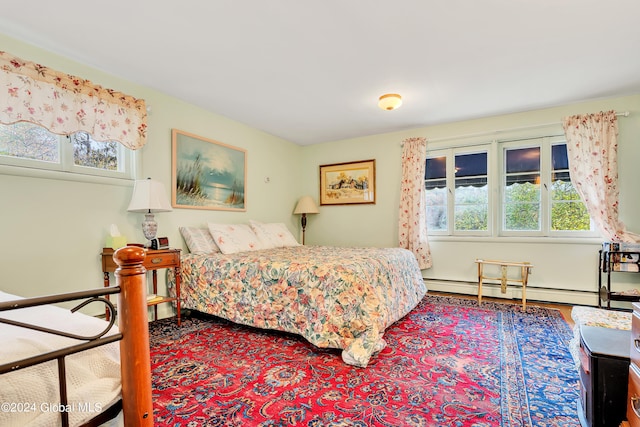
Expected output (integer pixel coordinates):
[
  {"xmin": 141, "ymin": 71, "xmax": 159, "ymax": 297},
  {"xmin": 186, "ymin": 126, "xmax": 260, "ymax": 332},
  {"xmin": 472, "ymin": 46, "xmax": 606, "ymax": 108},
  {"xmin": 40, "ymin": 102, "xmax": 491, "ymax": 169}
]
[{"xmin": 475, "ymin": 259, "xmax": 533, "ymax": 310}]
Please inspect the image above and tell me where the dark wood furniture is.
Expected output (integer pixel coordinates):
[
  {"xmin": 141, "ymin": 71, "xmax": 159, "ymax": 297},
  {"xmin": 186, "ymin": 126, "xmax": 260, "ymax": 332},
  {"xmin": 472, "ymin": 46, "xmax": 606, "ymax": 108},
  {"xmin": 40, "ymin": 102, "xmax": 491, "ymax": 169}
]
[
  {"xmin": 578, "ymin": 325, "xmax": 630, "ymax": 427},
  {"xmin": 102, "ymin": 247, "xmax": 181, "ymax": 326},
  {"xmin": 599, "ymin": 248, "xmax": 640, "ymax": 309}
]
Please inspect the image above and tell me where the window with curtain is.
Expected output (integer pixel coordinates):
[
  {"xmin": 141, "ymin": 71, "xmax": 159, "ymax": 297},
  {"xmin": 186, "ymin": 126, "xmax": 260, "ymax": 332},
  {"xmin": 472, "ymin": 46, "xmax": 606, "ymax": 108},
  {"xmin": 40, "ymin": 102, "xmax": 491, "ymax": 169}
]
[
  {"xmin": 425, "ymin": 136, "xmax": 594, "ymax": 237},
  {"xmin": 0, "ymin": 122, "xmax": 134, "ymax": 179},
  {"xmin": 0, "ymin": 51, "xmax": 146, "ymax": 181}
]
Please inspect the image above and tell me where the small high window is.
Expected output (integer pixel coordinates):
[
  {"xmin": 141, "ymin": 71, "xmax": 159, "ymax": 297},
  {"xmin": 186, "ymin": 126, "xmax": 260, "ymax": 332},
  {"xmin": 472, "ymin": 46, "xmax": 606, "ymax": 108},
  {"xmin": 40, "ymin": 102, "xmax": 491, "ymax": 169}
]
[{"xmin": 0, "ymin": 122, "xmax": 134, "ymax": 180}]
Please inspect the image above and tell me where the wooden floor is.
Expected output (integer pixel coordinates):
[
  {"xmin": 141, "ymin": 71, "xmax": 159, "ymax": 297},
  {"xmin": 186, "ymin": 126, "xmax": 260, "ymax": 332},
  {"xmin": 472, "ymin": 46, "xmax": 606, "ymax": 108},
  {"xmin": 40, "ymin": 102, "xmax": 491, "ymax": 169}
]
[{"xmin": 429, "ymin": 291, "xmax": 575, "ymax": 327}]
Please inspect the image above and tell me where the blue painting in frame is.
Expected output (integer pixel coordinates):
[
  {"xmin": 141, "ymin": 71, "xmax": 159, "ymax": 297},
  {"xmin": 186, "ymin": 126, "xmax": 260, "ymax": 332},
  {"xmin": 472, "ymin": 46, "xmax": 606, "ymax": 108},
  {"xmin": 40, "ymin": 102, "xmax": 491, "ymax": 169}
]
[{"xmin": 171, "ymin": 129, "xmax": 246, "ymax": 211}]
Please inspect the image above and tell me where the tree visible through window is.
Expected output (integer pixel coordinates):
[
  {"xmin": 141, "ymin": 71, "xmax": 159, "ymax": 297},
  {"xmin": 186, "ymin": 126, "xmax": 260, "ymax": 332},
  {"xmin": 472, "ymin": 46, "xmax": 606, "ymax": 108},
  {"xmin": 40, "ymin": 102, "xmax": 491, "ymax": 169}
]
[
  {"xmin": 503, "ymin": 146, "xmax": 541, "ymax": 231},
  {"xmin": 550, "ymin": 144, "xmax": 590, "ymax": 231},
  {"xmin": 425, "ymin": 156, "xmax": 447, "ymax": 231},
  {"xmin": 70, "ymin": 131, "xmax": 119, "ymax": 171},
  {"xmin": 454, "ymin": 152, "xmax": 488, "ymax": 231},
  {"xmin": 425, "ymin": 137, "xmax": 592, "ymax": 237},
  {"xmin": 425, "ymin": 147, "xmax": 489, "ymax": 234},
  {"xmin": 0, "ymin": 122, "xmax": 131, "ymax": 179},
  {"xmin": 0, "ymin": 121, "xmax": 59, "ymax": 162}
]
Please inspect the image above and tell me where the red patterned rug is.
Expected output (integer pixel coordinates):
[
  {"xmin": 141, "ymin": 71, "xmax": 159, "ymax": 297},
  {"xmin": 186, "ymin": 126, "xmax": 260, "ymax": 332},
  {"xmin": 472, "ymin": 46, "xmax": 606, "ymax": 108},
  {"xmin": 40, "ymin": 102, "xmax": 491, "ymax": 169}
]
[{"xmin": 149, "ymin": 295, "xmax": 579, "ymax": 426}]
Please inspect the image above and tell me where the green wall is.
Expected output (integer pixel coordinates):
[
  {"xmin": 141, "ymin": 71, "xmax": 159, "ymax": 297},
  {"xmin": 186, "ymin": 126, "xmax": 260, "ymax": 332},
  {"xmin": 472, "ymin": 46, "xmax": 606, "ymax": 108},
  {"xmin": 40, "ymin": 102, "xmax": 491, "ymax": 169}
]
[
  {"xmin": 300, "ymin": 94, "xmax": 640, "ymax": 305},
  {"xmin": 0, "ymin": 33, "xmax": 302, "ymax": 304},
  {"xmin": 1, "ymin": 31, "xmax": 639, "ymax": 308}
]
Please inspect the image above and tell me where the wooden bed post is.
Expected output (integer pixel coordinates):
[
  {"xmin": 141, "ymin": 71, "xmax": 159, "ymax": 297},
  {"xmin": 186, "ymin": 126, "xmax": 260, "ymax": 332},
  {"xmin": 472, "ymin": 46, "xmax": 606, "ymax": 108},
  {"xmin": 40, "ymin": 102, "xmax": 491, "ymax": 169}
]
[{"xmin": 114, "ymin": 246, "xmax": 154, "ymax": 426}]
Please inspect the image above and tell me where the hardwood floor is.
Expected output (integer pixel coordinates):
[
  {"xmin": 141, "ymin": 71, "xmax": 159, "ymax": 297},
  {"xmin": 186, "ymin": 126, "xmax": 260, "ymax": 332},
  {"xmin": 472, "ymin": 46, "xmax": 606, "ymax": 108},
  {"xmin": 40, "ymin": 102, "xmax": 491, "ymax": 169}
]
[{"xmin": 428, "ymin": 291, "xmax": 575, "ymax": 327}]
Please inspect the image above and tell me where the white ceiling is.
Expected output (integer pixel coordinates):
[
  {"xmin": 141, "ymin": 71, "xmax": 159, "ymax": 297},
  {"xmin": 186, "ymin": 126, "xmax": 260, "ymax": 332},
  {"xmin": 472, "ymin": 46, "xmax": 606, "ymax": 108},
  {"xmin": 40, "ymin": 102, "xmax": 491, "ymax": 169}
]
[{"xmin": 2, "ymin": 1, "xmax": 639, "ymax": 145}]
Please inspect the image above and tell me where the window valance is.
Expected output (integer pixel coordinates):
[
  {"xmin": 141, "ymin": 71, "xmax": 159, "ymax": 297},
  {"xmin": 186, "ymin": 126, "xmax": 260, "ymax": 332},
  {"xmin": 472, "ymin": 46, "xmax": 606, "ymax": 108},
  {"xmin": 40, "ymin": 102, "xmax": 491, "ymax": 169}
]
[{"xmin": 0, "ymin": 50, "xmax": 147, "ymax": 150}]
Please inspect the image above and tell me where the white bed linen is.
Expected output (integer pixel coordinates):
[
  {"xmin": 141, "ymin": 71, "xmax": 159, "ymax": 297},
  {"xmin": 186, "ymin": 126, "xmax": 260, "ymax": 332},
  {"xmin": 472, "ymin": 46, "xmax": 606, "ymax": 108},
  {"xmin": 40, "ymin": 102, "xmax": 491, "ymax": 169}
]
[{"xmin": 0, "ymin": 291, "xmax": 122, "ymax": 427}]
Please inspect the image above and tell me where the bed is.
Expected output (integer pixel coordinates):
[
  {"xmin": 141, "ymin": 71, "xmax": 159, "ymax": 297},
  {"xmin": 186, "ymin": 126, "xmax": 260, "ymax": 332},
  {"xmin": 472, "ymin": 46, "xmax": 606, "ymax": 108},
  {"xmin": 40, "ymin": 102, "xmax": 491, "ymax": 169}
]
[
  {"xmin": 168, "ymin": 241, "xmax": 427, "ymax": 367},
  {"xmin": 0, "ymin": 246, "xmax": 153, "ymax": 427}
]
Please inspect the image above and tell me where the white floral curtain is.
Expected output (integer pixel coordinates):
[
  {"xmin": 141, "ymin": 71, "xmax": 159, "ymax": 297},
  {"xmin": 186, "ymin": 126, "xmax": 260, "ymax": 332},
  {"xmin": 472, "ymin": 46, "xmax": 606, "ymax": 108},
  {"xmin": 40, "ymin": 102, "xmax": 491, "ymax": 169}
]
[
  {"xmin": 399, "ymin": 137, "xmax": 432, "ymax": 269},
  {"xmin": 0, "ymin": 51, "xmax": 147, "ymax": 150},
  {"xmin": 562, "ymin": 110, "xmax": 639, "ymax": 242}
]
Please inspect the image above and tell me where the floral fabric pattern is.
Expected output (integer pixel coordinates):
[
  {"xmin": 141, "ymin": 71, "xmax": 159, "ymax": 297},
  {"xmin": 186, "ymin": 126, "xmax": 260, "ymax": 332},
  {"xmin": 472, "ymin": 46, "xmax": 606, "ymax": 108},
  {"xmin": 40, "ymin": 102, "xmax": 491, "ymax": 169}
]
[
  {"xmin": 562, "ymin": 111, "xmax": 640, "ymax": 242},
  {"xmin": 568, "ymin": 306, "xmax": 631, "ymax": 368},
  {"xmin": 248, "ymin": 220, "xmax": 300, "ymax": 248},
  {"xmin": 179, "ymin": 226, "xmax": 220, "ymax": 254},
  {"xmin": 167, "ymin": 245, "xmax": 427, "ymax": 367},
  {"xmin": 399, "ymin": 137, "xmax": 432, "ymax": 269},
  {"xmin": 0, "ymin": 50, "xmax": 147, "ymax": 150},
  {"xmin": 207, "ymin": 223, "xmax": 264, "ymax": 254}
]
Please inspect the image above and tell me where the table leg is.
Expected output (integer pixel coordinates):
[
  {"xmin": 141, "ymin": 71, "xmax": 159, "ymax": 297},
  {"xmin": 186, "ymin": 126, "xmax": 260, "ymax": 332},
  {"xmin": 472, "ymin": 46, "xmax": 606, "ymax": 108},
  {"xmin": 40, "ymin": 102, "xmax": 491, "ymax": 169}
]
[
  {"xmin": 175, "ymin": 266, "xmax": 181, "ymax": 326},
  {"xmin": 477, "ymin": 262, "xmax": 483, "ymax": 305},
  {"xmin": 521, "ymin": 265, "xmax": 529, "ymax": 311},
  {"xmin": 152, "ymin": 270, "xmax": 158, "ymax": 321}
]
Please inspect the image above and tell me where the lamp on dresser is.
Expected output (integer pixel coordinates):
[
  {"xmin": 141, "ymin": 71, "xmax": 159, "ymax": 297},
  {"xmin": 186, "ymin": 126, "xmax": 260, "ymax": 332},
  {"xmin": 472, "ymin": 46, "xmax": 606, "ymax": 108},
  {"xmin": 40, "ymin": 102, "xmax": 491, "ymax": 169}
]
[
  {"xmin": 293, "ymin": 195, "xmax": 319, "ymax": 245},
  {"xmin": 127, "ymin": 177, "xmax": 172, "ymax": 247}
]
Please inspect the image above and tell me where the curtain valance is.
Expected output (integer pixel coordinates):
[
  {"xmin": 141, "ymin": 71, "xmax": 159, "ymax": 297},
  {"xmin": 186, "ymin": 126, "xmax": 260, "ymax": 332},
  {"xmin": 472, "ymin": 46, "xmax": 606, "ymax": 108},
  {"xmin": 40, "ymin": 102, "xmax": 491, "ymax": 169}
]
[{"xmin": 0, "ymin": 50, "xmax": 147, "ymax": 150}]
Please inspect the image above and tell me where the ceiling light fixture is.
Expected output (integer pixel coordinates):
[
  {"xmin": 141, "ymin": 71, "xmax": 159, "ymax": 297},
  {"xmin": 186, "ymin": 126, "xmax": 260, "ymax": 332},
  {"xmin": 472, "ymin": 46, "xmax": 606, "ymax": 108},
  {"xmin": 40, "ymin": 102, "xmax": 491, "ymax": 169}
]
[{"xmin": 378, "ymin": 93, "xmax": 402, "ymax": 111}]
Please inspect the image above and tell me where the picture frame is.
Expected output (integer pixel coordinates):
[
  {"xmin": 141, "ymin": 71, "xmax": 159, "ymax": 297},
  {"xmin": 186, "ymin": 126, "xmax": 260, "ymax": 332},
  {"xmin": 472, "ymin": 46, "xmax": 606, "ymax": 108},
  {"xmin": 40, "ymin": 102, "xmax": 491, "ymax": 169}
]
[
  {"xmin": 171, "ymin": 129, "xmax": 247, "ymax": 211},
  {"xmin": 319, "ymin": 159, "xmax": 376, "ymax": 206}
]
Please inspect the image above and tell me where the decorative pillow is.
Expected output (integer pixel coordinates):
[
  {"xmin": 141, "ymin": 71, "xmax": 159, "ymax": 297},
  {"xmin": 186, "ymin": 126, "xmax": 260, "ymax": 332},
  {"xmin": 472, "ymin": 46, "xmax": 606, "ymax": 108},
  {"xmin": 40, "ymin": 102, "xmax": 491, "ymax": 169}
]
[
  {"xmin": 179, "ymin": 227, "xmax": 220, "ymax": 254},
  {"xmin": 207, "ymin": 223, "xmax": 264, "ymax": 254},
  {"xmin": 249, "ymin": 220, "xmax": 300, "ymax": 249}
]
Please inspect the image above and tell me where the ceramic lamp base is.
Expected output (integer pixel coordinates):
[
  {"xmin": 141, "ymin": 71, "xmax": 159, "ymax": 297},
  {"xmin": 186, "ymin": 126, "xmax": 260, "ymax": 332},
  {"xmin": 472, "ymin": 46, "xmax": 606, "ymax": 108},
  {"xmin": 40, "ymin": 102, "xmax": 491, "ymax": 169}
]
[{"xmin": 141, "ymin": 212, "xmax": 158, "ymax": 243}]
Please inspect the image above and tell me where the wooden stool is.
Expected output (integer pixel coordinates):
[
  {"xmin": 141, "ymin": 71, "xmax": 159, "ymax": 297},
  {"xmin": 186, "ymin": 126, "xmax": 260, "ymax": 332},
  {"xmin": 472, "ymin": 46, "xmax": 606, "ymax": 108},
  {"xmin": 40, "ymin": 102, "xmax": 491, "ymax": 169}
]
[{"xmin": 475, "ymin": 259, "xmax": 533, "ymax": 310}]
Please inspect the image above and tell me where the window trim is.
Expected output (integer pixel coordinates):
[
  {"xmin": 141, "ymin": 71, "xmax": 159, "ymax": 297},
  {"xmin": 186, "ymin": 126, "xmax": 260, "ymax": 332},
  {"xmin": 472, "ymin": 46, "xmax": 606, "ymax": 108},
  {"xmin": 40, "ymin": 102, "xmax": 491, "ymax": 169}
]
[
  {"xmin": 452, "ymin": 145, "xmax": 492, "ymax": 237},
  {"xmin": 499, "ymin": 138, "xmax": 545, "ymax": 237},
  {"xmin": 426, "ymin": 144, "xmax": 493, "ymax": 237},
  {"xmin": 0, "ymin": 162, "xmax": 137, "ymax": 186}
]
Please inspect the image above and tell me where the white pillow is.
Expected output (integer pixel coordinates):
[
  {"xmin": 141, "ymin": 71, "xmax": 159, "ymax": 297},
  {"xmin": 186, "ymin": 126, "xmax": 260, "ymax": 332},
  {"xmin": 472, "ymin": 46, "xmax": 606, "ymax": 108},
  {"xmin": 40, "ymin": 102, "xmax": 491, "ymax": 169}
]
[
  {"xmin": 179, "ymin": 226, "xmax": 220, "ymax": 254},
  {"xmin": 207, "ymin": 223, "xmax": 264, "ymax": 254},
  {"xmin": 249, "ymin": 220, "xmax": 300, "ymax": 249}
]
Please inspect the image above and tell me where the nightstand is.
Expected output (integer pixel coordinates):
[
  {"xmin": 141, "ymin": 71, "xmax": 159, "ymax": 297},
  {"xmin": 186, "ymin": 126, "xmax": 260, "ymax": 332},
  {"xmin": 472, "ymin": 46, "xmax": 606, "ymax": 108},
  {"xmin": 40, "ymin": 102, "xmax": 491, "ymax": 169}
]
[{"xmin": 101, "ymin": 247, "xmax": 182, "ymax": 325}]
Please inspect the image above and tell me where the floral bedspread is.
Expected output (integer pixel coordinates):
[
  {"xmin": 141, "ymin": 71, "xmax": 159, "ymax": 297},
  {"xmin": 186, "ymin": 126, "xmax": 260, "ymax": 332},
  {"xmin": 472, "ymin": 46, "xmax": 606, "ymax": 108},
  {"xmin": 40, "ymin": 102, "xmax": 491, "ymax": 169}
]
[{"xmin": 167, "ymin": 245, "xmax": 426, "ymax": 367}]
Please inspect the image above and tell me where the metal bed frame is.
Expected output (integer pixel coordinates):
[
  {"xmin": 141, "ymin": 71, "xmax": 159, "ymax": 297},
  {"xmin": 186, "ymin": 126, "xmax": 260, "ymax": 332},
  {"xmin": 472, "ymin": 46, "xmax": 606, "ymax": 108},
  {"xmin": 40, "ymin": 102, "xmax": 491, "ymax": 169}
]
[{"xmin": 0, "ymin": 246, "xmax": 153, "ymax": 426}]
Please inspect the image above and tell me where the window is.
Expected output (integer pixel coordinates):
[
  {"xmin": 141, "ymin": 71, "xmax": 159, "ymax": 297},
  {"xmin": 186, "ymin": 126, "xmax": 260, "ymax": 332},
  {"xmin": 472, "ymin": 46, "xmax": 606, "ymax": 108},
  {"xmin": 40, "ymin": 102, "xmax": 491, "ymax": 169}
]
[
  {"xmin": 454, "ymin": 152, "xmax": 488, "ymax": 232},
  {"xmin": 425, "ymin": 146, "xmax": 490, "ymax": 235},
  {"xmin": 550, "ymin": 143, "xmax": 591, "ymax": 232},
  {"xmin": 425, "ymin": 155, "xmax": 447, "ymax": 231},
  {"xmin": 425, "ymin": 136, "xmax": 593, "ymax": 238},
  {"xmin": 503, "ymin": 145, "xmax": 541, "ymax": 232},
  {"xmin": 0, "ymin": 122, "xmax": 134, "ymax": 180}
]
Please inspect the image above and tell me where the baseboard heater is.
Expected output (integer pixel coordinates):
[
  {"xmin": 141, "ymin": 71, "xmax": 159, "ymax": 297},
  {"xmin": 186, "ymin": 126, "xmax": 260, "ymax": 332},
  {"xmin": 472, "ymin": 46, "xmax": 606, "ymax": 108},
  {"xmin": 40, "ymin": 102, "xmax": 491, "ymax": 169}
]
[{"xmin": 423, "ymin": 278, "xmax": 598, "ymax": 306}]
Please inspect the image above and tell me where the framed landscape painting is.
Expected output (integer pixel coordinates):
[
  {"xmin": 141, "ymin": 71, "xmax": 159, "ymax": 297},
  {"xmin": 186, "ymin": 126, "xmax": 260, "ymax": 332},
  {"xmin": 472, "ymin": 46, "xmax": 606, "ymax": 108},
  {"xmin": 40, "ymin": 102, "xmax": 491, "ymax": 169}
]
[
  {"xmin": 171, "ymin": 129, "xmax": 246, "ymax": 211},
  {"xmin": 319, "ymin": 159, "xmax": 376, "ymax": 206}
]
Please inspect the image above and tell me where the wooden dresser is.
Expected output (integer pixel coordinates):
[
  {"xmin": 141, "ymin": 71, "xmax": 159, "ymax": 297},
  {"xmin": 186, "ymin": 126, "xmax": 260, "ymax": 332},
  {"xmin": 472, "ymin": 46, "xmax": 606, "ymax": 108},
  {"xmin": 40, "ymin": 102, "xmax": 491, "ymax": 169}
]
[{"xmin": 628, "ymin": 303, "xmax": 640, "ymax": 426}]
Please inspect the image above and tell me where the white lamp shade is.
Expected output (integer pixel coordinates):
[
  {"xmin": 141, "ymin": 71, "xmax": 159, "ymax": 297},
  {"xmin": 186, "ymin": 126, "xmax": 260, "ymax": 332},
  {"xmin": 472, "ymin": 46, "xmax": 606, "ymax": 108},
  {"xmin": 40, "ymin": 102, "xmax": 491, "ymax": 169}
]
[
  {"xmin": 293, "ymin": 196, "xmax": 319, "ymax": 214},
  {"xmin": 127, "ymin": 178, "xmax": 173, "ymax": 213}
]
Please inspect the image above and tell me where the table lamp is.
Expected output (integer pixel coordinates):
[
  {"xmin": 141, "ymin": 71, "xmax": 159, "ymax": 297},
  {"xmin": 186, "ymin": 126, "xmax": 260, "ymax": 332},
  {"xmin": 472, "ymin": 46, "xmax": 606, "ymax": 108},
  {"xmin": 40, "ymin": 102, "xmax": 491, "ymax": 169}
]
[{"xmin": 127, "ymin": 178, "xmax": 172, "ymax": 246}]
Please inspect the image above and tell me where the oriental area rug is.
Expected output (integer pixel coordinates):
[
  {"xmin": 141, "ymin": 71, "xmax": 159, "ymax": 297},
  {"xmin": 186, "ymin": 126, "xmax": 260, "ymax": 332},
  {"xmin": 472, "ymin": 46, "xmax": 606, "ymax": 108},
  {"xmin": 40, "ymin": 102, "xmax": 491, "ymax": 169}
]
[{"xmin": 148, "ymin": 295, "xmax": 580, "ymax": 426}]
